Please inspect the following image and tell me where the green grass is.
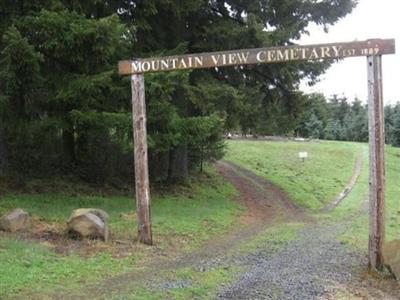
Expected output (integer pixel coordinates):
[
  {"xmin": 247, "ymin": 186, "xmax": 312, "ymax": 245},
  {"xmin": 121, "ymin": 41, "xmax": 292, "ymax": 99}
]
[
  {"xmin": 0, "ymin": 167, "xmax": 242, "ymax": 299},
  {"xmin": 0, "ymin": 168, "xmax": 241, "ymax": 242},
  {"xmin": 330, "ymin": 145, "xmax": 400, "ymax": 247},
  {"xmin": 115, "ymin": 266, "xmax": 239, "ymax": 300},
  {"xmin": 225, "ymin": 140, "xmax": 362, "ymax": 210},
  {"xmin": 385, "ymin": 146, "xmax": 400, "ymax": 242},
  {"xmin": 0, "ymin": 239, "xmax": 140, "ymax": 298},
  {"xmin": 232, "ymin": 223, "xmax": 304, "ymax": 254},
  {"xmin": 225, "ymin": 139, "xmax": 399, "ymax": 248}
]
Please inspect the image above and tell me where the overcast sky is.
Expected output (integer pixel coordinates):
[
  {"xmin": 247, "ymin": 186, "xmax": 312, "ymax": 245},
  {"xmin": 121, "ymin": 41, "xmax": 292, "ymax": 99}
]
[{"xmin": 299, "ymin": 0, "xmax": 399, "ymax": 104}]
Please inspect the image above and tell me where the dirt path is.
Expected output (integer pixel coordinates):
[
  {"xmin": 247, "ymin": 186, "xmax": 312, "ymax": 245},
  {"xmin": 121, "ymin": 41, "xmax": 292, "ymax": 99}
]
[
  {"xmin": 216, "ymin": 160, "xmax": 399, "ymax": 299},
  {"xmin": 57, "ymin": 160, "xmax": 399, "ymax": 299},
  {"xmin": 58, "ymin": 161, "xmax": 306, "ymax": 299},
  {"xmin": 215, "ymin": 160, "xmax": 306, "ymax": 225}
]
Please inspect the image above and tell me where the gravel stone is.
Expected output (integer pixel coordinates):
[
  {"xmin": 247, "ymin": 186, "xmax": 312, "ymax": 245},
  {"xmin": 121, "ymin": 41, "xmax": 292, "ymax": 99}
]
[{"xmin": 217, "ymin": 224, "xmax": 364, "ymax": 300}]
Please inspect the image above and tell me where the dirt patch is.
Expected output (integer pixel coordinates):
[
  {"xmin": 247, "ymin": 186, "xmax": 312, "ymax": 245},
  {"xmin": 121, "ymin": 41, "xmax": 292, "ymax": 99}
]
[
  {"xmin": 321, "ymin": 269, "xmax": 400, "ymax": 299},
  {"xmin": 0, "ymin": 216, "xmax": 144, "ymax": 258},
  {"xmin": 215, "ymin": 161, "xmax": 306, "ymax": 225}
]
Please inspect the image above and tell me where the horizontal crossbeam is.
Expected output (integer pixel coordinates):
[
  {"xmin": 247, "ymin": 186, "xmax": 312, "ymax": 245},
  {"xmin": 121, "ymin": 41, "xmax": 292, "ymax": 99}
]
[{"xmin": 119, "ymin": 39, "xmax": 395, "ymax": 75}]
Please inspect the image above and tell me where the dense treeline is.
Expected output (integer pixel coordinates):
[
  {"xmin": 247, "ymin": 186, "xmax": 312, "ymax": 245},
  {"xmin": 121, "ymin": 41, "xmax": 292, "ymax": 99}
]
[
  {"xmin": 296, "ymin": 93, "xmax": 400, "ymax": 146},
  {"xmin": 0, "ymin": 0, "xmax": 355, "ymax": 186}
]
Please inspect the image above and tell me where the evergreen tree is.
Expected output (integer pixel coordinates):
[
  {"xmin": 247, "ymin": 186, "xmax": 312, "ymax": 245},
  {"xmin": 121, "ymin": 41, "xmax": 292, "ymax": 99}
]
[
  {"xmin": 0, "ymin": 0, "xmax": 357, "ymax": 184},
  {"xmin": 324, "ymin": 118, "xmax": 342, "ymax": 140},
  {"xmin": 304, "ymin": 112, "xmax": 324, "ymax": 139},
  {"xmin": 390, "ymin": 103, "xmax": 400, "ymax": 147}
]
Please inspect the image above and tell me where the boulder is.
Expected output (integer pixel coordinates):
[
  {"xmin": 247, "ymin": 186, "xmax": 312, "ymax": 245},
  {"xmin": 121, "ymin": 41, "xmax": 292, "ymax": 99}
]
[
  {"xmin": 69, "ymin": 208, "xmax": 109, "ymax": 223},
  {"xmin": 67, "ymin": 208, "xmax": 109, "ymax": 242},
  {"xmin": 383, "ymin": 239, "xmax": 400, "ymax": 280},
  {"xmin": 0, "ymin": 208, "xmax": 30, "ymax": 232}
]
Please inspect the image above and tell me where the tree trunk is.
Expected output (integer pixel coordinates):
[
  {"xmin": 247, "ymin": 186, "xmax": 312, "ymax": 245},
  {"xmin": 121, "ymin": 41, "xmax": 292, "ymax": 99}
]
[
  {"xmin": 62, "ymin": 128, "xmax": 76, "ymax": 169},
  {"xmin": 0, "ymin": 127, "xmax": 7, "ymax": 177},
  {"xmin": 168, "ymin": 144, "xmax": 189, "ymax": 182},
  {"xmin": 149, "ymin": 151, "xmax": 169, "ymax": 182}
]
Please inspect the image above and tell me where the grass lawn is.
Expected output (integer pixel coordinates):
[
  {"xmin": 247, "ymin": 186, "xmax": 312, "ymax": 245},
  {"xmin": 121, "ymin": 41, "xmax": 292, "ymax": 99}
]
[
  {"xmin": 225, "ymin": 139, "xmax": 362, "ymax": 210},
  {"xmin": 332, "ymin": 145, "xmax": 400, "ymax": 247},
  {"xmin": 226, "ymin": 139, "xmax": 399, "ymax": 248},
  {"xmin": 0, "ymin": 168, "xmax": 242, "ymax": 299}
]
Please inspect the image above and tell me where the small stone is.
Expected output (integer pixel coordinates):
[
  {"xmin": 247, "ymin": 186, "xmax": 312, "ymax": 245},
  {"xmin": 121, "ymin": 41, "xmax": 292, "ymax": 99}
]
[
  {"xmin": 0, "ymin": 208, "xmax": 30, "ymax": 232},
  {"xmin": 383, "ymin": 239, "xmax": 400, "ymax": 280},
  {"xmin": 67, "ymin": 208, "xmax": 110, "ymax": 242}
]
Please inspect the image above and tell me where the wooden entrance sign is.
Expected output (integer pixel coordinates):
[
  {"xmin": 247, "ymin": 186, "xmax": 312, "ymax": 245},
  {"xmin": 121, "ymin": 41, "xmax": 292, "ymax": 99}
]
[
  {"xmin": 119, "ymin": 39, "xmax": 395, "ymax": 269},
  {"xmin": 119, "ymin": 39, "xmax": 395, "ymax": 75}
]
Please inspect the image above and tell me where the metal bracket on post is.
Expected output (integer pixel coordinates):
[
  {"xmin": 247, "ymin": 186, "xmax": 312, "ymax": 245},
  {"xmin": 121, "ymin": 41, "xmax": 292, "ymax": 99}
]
[{"xmin": 367, "ymin": 55, "xmax": 385, "ymax": 270}]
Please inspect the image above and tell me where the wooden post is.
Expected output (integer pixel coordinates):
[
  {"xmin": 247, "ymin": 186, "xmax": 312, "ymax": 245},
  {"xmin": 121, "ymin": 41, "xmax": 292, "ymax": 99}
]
[
  {"xmin": 367, "ymin": 55, "xmax": 385, "ymax": 269},
  {"xmin": 131, "ymin": 73, "xmax": 152, "ymax": 245}
]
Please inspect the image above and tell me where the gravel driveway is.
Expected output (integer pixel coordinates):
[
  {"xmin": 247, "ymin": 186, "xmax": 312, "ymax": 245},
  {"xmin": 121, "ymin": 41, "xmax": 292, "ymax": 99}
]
[{"xmin": 218, "ymin": 224, "xmax": 365, "ymax": 299}]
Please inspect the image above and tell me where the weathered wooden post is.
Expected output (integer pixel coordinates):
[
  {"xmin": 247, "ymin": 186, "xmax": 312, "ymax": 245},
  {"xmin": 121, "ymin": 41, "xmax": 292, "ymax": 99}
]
[
  {"xmin": 131, "ymin": 72, "xmax": 152, "ymax": 245},
  {"xmin": 367, "ymin": 55, "xmax": 385, "ymax": 269}
]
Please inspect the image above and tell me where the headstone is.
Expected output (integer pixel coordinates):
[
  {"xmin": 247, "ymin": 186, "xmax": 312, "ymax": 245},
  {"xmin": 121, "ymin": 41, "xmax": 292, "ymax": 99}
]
[
  {"xmin": 0, "ymin": 208, "xmax": 30, "ymax": 232},
  {"xmin": 383, "ymin": 240, "xmax": 400, "ymax": 280},
  {"xmin": 67, "ymin": 208, "xmax": 110, "ymax": 242}
]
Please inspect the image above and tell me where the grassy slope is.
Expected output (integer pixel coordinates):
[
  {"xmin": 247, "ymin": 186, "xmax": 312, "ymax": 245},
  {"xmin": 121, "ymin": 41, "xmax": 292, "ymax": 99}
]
[
  {"xmin": 385, "ymin": 147, "xmax": 400, "ymax": 241},
  {"xmin": 226, "ymin": 139, "xmax": 399, "ymax": 247},
  {"xmin": 225, "ymin": 140, "xmax": 361, "ymax": 210},
  {"xmin": 332, "ymin": 145, "xmax": 400, "ymax": 247},
  {"xmin": 0, "ymin": 168, "xmax": 242, "ymax": 298}
]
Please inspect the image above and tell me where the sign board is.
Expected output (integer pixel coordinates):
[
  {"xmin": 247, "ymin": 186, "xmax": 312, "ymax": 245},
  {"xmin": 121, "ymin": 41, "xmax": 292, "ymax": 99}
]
[
  {"xmin": 119, "ymin": 39, "xmax": 395, "ymax": 75},
  {"xmin": 298, "ymin": 152, "xmax": 308, "ymax": 159}
]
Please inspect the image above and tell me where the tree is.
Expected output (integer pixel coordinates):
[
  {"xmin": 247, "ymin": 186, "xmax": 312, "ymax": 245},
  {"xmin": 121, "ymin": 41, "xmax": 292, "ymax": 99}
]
[
  {"xmin": 390, "ymin": 103, "xmax": 400, "ymax": 147},
  {"xmin": 119, "ymin": 0, "xmax": 356, "ymax": 178},
  {"xmin": 344, "ymin": 98, "xmax": 368, "ymax": 142},
  {"xmin": 0, "ymin": 0, "xmax": 358, "ymax": 184},
  {"xmin": 0, "ymin": 7, "xmax": 132, "ymax": 183},
  {"xmin": 296, "ymin": 93, "xmax": 329, "ymax": 138},
  {"xmin": 0, "ymin": 26, "xmax": 43, "ymax": 178},
  {"xmin": 324, "ymin": 118, "xmax": 342, "ymax": 140},
  {"xmin": 304, "ymin": 112, "xmax": 324, "ymax": 139}
]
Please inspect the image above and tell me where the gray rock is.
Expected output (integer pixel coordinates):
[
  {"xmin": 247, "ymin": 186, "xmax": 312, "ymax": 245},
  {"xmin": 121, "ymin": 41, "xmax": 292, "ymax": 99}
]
[
  {"xmin": 383, "ymin": 240, "xmax": 400, "ymax": 280},
  {"xmin": 0, "ymin": 208, "xmax": 30, "ymax": 232},
  {"xmin": 69, "ymin": 208, "xmax": 109, "ymax": 223},
  {"xmin": 67, "ymin": 208, "xmax": 110, "ymax": 242}
]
